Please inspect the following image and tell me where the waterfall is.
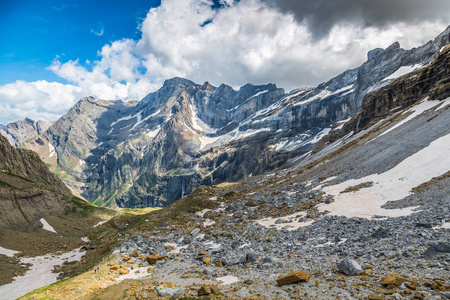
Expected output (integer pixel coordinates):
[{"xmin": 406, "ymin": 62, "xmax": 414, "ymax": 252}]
[
  {"xmin": 181, "ymin": 175, "xmax": 186, "ymax": 198},
  {"xmin": 356, "ymin": 115, "xmax": 362, "ymax": 131}
]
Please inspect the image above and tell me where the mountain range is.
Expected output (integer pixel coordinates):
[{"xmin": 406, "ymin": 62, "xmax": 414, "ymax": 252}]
[{"xmin": 3, "ymin": 26, "xmax": 449, "ymax": 208}]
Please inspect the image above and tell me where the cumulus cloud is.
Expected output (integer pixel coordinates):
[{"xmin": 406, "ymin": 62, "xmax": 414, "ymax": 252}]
[
  {"xmin": 0, "ymin": 0, "xmax": 448, "ymax": 124},
  {"xmin": 0, "ymin": 80, "xmax": 82, "ymax": 123}
]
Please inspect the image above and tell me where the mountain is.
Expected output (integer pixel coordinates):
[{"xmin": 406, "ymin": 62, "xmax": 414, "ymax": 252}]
[
  {"xmin": 0, "ymin": 118, "xmax": 52, "ymax": 146},
  {"xmin": 0, "ymin": 133, "xmax": 72, "ymax": 230},
  {"xmin": 6, "ymin": 26, "xmax": 450, "ymax": 208},
  {"xmin": 24, "ymin": 43, "xmax": 450, "ymax": 299}
]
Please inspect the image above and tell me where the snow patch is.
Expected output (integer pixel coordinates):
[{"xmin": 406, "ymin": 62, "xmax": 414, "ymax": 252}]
[
  {"xmin": 294, "ymin": 85, "xmax": 353, "ymax": 106},
  {"xmin": 435, "ymin": 97, "xmax": 450, "ymax": 111},
  {"xmin": 110, "ymin": 114, "xmax": 136, "ymax": 127},
  {"xmin": 247, "ymin": 90, "xmax": 268, "ymax": 100},
  {"xmin": 196, "ymin": 209, "xmax": 211, "ymax": 217},
  {"xmin": 434, "ymin": 222, "xmax": 450, "ymax": 230},
  {"xmin": 319, "ymin": 132, "xmax": 450, "ymax": 219},
  {"xmin": 149, "ymin": 109, "xmax": 161, "ymax": 117},
  {"xmin": 203, "ymin": 219, "xmax": 215, "ymax": 227},
  {"xmin": 204, "ymin": 241, "xmax": 221, "ymax": 250},
  {"xmin": 256, "ymin": 211, "xmax": 314, "ymax": 231},
  {"xmin": 334, "ymin": 118, "xmax": 352, "ymax": 130},
  {"xmin": 383, "ymin": 64, "xmax": 423, "ymax": 81},
  {"xmin": 199, "ymin": 135, "xmax": 222, "ymax": 150},
  {"xmin": 40, "ymin": 218, "xmax": 56, "ymax": 233},
  {"xmin": 0, "ymin": 246, "xmax": 20, "ymax": 257},
  {"xmin": 375, "ymin": 98, "xmax": 444, "ymax": 140},
  {"xmin": 48, "ymin": 143, "xmax": 56, "ymax": 158},
  {"xmin": 0, "ymin": 246, "xmax": 86, "ymax": 300},
  {"xmin": 191, "ymin": 101, "xmax": 216, "ymax": 134},
  {"xmin": 93, "ymin": 220, "xmax": 108, "ymax": 228},
  {"xmin": 146, "ymin": 126, "xmax": 161, "ymax": 138},
  {"xmin": 216, "ymin": 275, "xmax": 240, "ymax": 285}
]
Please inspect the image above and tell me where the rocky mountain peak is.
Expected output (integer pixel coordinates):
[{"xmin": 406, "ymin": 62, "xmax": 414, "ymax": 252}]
[
  {"xmin": 163, "ymin": 77, "xmax": 197, "ymax": 88},
  {"xmin": 367, "ymin": 48, "xmax": 384, "ymax": 60},
  {"xmin": 201, "ymin": 81, "xmax": 215, "ymax": 92},
  {"xmin": 0, "ymin": 118, "xmax": 53, "ymax": 146}
]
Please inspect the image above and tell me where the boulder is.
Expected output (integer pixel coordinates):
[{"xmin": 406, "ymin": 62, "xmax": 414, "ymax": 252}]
[
  {"xmin": 424, "ymin": 243, "xmax": 450, "ymax": 258},
  {"xmin": 380, "ymin": 274, "xmax": 410, "ymax": 287},
  {"xmin": 203, "ymin": 257, "xmax": 211, "ymax": 265},
  {"xmin": 198, "ymin": 284, "xmax": 219, "ymax": 296},
  {"xmin": 146, "ymin": 255, "xmax": 168, "ymax": 265},
  {"xmin": 276, "ymin": 270, "xmax": 310, "ymax": 286},
  {"xmin": 338, "ymin": 258, "xmax": 363, "ymax": 276},
  {"xmin": 371, "ymin": 227, "xmax": 390, "ymax": 239}
]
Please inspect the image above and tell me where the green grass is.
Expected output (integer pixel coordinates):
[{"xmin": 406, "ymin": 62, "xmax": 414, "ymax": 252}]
[
  {"xmin": 5, "ymin": 171, "xmax": 35, "ymax": 183},
  {"xmin": 65, "ymin": 196, "xmax": 110, "ymax": 217},
  {"xmin": 168, "ymin": 168, "xmax": 183, "ymax": 176},
  {"xmin": 18, "ymin": 277, "xmax": 73, "ymax": 299},
  {"xmin": 0, "ymin": 180, "xmax": 15, "ymax": 189}
]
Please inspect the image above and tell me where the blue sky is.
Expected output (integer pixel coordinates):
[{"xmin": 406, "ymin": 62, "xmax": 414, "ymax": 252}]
[
  {"xmin": 0, "ymin": 0, "xmax": 160, "ymax": 85},
  {"xmin": 0, "ymin": 0, "xmax": 448, "ymax": 124}
]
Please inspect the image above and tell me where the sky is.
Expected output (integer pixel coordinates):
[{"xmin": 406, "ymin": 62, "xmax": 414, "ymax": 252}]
[{"xmin": 0, "ymin": 0, "xmax": 449, "ymax": 124}]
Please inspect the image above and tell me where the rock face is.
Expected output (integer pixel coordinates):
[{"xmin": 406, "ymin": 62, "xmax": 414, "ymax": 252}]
[
  {"xmin": 7, "ymin": 26, "xmax": 450, "ymax": 208},
  {"xmin": 0, "ymin": 118, "xmax": 52, "ymax": 146},
  {"xmin": 319, "ymin": 43, "xmax": 450, "ymax": 149},
  {"xmin": 0, "ymin": 134, "xmax": 72, "ymax": 230}
]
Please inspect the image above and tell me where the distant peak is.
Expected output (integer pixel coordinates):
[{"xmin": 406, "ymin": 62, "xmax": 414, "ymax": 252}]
[
  {"xmin": 386, "ymin": 41, "xmax": 401, "ymax": 52},
  {"xmin": 163, "ymin": 77, "xmax": 196, "ymax": 87},
  {"xmin": 24, "ymin": 117, "xmax": 35, "ymax": 124},
  {"xmin": 202, "ymin": 81, "xmax": 215, "ymax": 91},
  {"xmin": 367, "ymin": 48, "xmax": 384, "ymax": 60}
]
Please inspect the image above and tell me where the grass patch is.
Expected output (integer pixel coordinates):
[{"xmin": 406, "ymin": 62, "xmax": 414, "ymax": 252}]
[
  {"xmin": 0, "ymin": 180, "xmax": 15, "ymax": 189},
  {"xmin": 5, "ymin": 171, "xmax": 34, "ymax": 183},
  {"xmin": 167, "ymin": 168, "xmax": 183, "ymax": 176},
  {"xmin": 18, "ymin": 276, "xmax": 73, "ymax": 299},
  {"xmin": 341, "ymin": 181, "xmax": 374, "ymax": 193}
]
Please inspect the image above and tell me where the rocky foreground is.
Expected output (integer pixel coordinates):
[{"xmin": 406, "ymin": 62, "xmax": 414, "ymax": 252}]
[
  {"xmin": 26, "ymin": 163, "xmax": 450, "ymax": 299},
  {"xmin": 97, "ymin": 176, "xmax": 449, "ymax": 300}
]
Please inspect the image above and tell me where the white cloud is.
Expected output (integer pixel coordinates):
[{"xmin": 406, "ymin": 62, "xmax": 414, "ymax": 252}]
[
  {"xmin": 90, "ymin": 21, "xmax": 104, "ymax": 36},
  {"xmin": 0, "ymin": 0, "xmax": 447, "ymax": 124},
  {"xmin": 0, "ymin": 80, "xmax": 82, "ymax": 123}
]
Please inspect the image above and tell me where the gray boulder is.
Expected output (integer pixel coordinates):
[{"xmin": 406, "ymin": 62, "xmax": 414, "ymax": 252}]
[
  {"xmin": 338, "ymin": 258, "xmax": 363, "ymax": 276},
  {"xmin": 424, "ymin": 243, "xmax": 450, "ymax": 258}
]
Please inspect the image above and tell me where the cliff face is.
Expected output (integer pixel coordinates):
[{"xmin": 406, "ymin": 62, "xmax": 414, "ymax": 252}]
[
  {"xmin": 0, "ymin": 134, "xmax": 72, "ymax": 230},
  {"xmin": 319, "ymin": 44, "xmax": 450, "ymax": 148}
]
